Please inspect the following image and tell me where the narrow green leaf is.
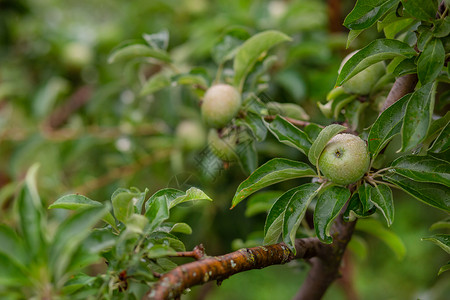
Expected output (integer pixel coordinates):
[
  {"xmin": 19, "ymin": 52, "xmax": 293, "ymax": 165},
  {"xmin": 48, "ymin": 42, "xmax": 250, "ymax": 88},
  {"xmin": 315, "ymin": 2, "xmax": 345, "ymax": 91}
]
[
  {"xmin": 370, "ymin": 184, "xmax": 394, "ymax": 226},
  {"xmin": 368, "ymin": 93, "xmax": 411, "ymax": 158},
  {"xmin": 145, "ymin": 188, "xmax": 183, "ymax": 211},
  {"xmin": 391, "ymin": 155, "xmax": 450, "ymax": 186},
  {"xmin": 346, "ymin": 30, "xmax": 363, "ymax": 48},
  {"xmin": 336, "ymin": 39, "xmax": 416, "ymax": 86},
  {"xmin": 234, "ymin": 30, "xmax": 291, "ymax": 91},
  {"xmin": 392, "ymin": 57, "xmax": 417, "ymax": 77},
  {"xmin": 140, "ymin": 73, "xmax": 171, "ymax": 96},
  {"xmin": 62, "ymin": 273, "xmax": 97, "ymax": 294},
  {"xmin": 422, "ymin": 234, "xmax": 450, "ymax": 254},
  {"xmin": 232, "ymin": 158, "xmax": 316, "ymax": 208},
  {"xmin": 265, "ymin": 115, "xmax": 312, "ymax": 155},
  {"xmin": 49, "ymin": 205, "xmax": 108, "ymax": 280},
  {"xmin": 401, "ymin": 0, "xmax": 438, "ymax": 21},
  {"xmin": 264, "ymin": 187, "xmax": 302, "ymax": 245},
  {"xmin": 240, "ymin": 112, "xmax": 267, "ymax": 142},
  {"xmin": 308, "ymin": 124, "xmax": 346, "ymax": 167},
  {"xmin": 356, "ymin": 219, "xmax": 406, "ymax": 260},
  {"xmin": 283, "ymin": 183, "xmax": 319, "ymax": 252},
  {"xmin": 417, "ymin": 26, "xmax": 433, "ymax": 51},
  {"xmin": 401, "ymin": 82, "xmax": 435, "ymax": 152},
  {"xmin": 344, "ymin": 0, "xmax": 399, "ymax": 30},
  {"xmin": 429, "ymin": 121, "xmax": 450, "ymax": 153},
  {"xmin": 17, "ymin": 165, "xmax": 46, "ymax": 259},
  {"xmin": 433, "ymin": 17, "xmax": 450, "ymax": 38},
  {"xmin": 313, "ymin": 185, "xmax": 351, "ymax": 244},
  {"xmin": 108, "ymin": 44, "xmax": 171, "ymax": 64},
  {"xmin": 417, "ymin": 38, "xmax": 445, "ymax": 85},
  {"xmin": 384, "ymin": 173, "xmax": 450, "ymax": 212},
  {"xmin": 49, "ymin": 194, "xmax": 103, "ymax": 210},
  {"xmin": 358, "ymin": 182, "xmax": 373, "ymax": 213},
  {"xmin": 332, "ymin": 94, "xmax": 357, "ymax": 119},
  {"xmin": 143, "ymin": 30, "xmax": 169, "ymax": 51},
  {"xmin": 438, "ymin": 262, "xmax": 450, "ymax": 275},
  {"xmin": 170, "ymin": 223, "xmax": 192, "ymax": 235},
  {"xmin": 169, "ymin": 187, "xmax": 212, "ymax": 209},
  {"xmin": 429, "ymin": 218, "xmax": 450, "ymax": 231},
  {"xmin": 304, "ymin": 124, "xmax": 323, "ymax": 142}
]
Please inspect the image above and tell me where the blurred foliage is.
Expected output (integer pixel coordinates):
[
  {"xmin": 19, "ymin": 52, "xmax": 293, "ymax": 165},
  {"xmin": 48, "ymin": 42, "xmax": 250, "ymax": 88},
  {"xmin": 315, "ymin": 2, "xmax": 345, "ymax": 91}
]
[{"xmin": 0, "ymin": 0, "xmax": 449, "ymax": 299}]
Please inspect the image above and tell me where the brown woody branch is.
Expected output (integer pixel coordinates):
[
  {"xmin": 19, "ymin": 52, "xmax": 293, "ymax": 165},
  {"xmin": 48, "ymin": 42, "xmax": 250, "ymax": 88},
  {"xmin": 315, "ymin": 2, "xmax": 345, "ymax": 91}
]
[
  {"xmin": 381, "ymin": 73, "xmax": 418, "ymax": 112},
  {"xmin": 144, "ymin": 216, "xmax": 356, "ymax": 300}
]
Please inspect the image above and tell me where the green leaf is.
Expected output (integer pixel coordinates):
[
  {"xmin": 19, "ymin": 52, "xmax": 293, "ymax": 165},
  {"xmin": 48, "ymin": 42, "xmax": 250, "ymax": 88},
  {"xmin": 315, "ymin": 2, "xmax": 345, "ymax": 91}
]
[
  {"xmin": 401, "ymin": 82, "xmax": 435, "ymax": 152},
  {"xmin": 417, "ymin": 38, "xmax": 445, "ymax": 85},
  {"xmin": 313, "ymin": 185, "xmax": 351, "ymax": 244},
  {"xmin": 304, "ymin": 124, "xmax": 323, "ymax": 142},
  {"xmin": 370, "ymin": 184, "xmax": 394, "ymax": 226},
  {"xmin": 383, "ymin": 18, "xmax": 417, "ymax": 39},
  {"xmin": 145, "ymin": 196, "xmax": 169, "ymax": 233},
  {"xmin": 111, "ymin": 192, "xmax": 135, "ymax": 224},
  {"xmin": 368, "ymin": 93, "xmax": 411, "ymax": 158},
  {"xmin": 332, "ymin": 94, "xmax": 357, "ymax": 119},
  {"xmin": 240, "ymin": 112, "xmax": 267, "ymax": 142},
  {"xmin": 307, "ymin": 124, "xmax": 346, "ymax": 167},
  {"xmin": 343, "ymin": 0, "xmax": 399, "ymax": 30},
  {"xmin": 429, "ymin": 121, "xmax": 450, "ymax": 153},
  {"xmin": 236, "ymin": 137, "xmax": 258, "ymax": 175},
  {"xmin": 393, "ymin": 57, "xmax": 417, "ymax": 77},
  {"xmin": 0, "ymin": 253, "xmax": 29, "ymax": 286},
  {"xmin": 169, "ymin": 187, "xmax": 212, "ymax": 209},
  {"xmin": 265, "ymin": 115, "xmax": 312, "ymax": 155},
  {"xmin": 0, "ymin": 225, "xmax": 27, "ymax": 267},
  {"xmin": 344, "ymin": 192, "xmax": 376, "ymax": 222},
  {"xmin": 433, "ymin": 17, "xmax": 450, "ymax": 38},
  {"xmin": 108, "ymin": 44, "xmax": 171, "ymax": 64},
  {"xmin": 231, "ymin": 158, "xmax": 316, "ymax": 208},
  {"xmin": 62, "ymin": 273, "xmax": 96, "ymax": 294},
  {"xmin": 346, "ymin": 29, "xmax": 363, "ymax": 48},
  {"xmin": 422, "ymin": 234, "xmax": 450, "ymax": 254},
  {"xmin": 417, "ymin": 26, "xmax": 433, "ymax": 51},
  {"xmin": 143, "ymin": 30, "xmax": 169, "ymax": 51},
  {"xmin": 356, "ymin": 219, "xmax": 406, "ymax": 260},
  {"xmin": 49, "ymin": 194, "xmax": 103, "ymax": 210},
  {"xmin": 170, "ymin": 223, "xmax": 192, "ymax": 235},
  {"xmin": 336, "ymin": 39, "xmax": 416, "ymax": 86},
  {"xmin": 234, "ymin": 30, "xmax": 291, "ymax": 91},
  {"xmin": 401, "ymin": 0, "xmax": 438, "ymax": 21},
  {"xmin": 17, "ymin": 165, "xmax": 46, "ymax": 260},
  {"xmin": 438, "ymin": 262, "xmax": 450, "ymax": 275},
  {"xmin": 145, "ymin": 188, "xmax": 183, "ymax": 211},
  {"xmin": 391, "ymin": 155, "xmax": 450, "ymax": 186},
  {"xmin": 283, "ymin": 183, "xmax": 319, "ymax": 252},
  {"xmin": 358, "ymin": 182, "xmax": 373, "ymax": 213},
  {"xmin": 49, "ymin": 205, "xmax": 108, "ymax": 280},
  {"xmin": 212, "ymin": 26, "xmax": 250, "ymax": 64},
  {"xmin": 264, "ymin": 187, "xmax": 304, "ymax": 245},
  {"xmin": 429, "ymin": 218, "xmax": 450, "ymax": 231},
  {"xmin": 384, "ymin": 173, "xmax": 450, "ymax": 212},
  {"xmin": 140, "ymin": 73, "xmax": 171, "ymax": 96}
]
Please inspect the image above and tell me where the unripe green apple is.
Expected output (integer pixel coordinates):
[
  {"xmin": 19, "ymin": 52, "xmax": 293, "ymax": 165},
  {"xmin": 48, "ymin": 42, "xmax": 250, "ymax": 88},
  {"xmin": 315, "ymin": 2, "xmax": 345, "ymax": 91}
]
[
  {"xmin": 175, "ymin": 120, "xmax": 206, "ymax": 151},
  {"xmin": 318, "ymin": 133, "xmax": 370, "ymax": 185},
  {"xmin": 201, "ymin": 84, "xmax": 241, "ymax": 128},
  {"xmin": 207, "ymin": 129, "xmax": 238, "ymax": 161},
  {"xmin": 339, "ymin": 51, "xmax": 385, "ymax": 95}
]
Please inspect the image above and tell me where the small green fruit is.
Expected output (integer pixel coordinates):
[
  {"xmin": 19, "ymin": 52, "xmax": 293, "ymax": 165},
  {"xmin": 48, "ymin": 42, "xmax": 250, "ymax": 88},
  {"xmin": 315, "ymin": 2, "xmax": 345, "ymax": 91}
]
[
  {"xmin": 318, "ymin": 133, "xmax": 370, "ymax": 185},
  {"xmin": 201, "ymin": 84, "xmax": 241, "ymax": 128},
  {"xmin": 207, "ymin": 129, "xmax": 238, "ymax": 161},
  {"xmin": 175, "ymin": 120, "xmax": 206, "ymax": 151},
  {"xmin": 339, "ymin": 51, "xmax": 385, "ymax": 95}
]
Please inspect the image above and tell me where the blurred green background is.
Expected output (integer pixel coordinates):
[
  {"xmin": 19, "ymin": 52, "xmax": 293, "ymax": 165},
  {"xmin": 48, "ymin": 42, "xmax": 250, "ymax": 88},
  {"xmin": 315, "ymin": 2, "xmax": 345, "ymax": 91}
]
[{"xmin": 0, "ymin": 0, "xmax": 448, "ymax": 299}]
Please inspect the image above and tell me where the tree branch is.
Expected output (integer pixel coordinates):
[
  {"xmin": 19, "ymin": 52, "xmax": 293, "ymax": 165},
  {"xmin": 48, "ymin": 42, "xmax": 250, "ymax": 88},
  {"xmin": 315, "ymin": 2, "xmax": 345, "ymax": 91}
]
[
  {"xmin": 144, "ymin": 216, "xmax": 356, "ymax": 300},
  {"xmin": 381, "ymin": 73, "xmax": 418, "ymax": 112},
  {"xmin": 144, "ymin": 238, "xmax": 323, "ymax": 300}
]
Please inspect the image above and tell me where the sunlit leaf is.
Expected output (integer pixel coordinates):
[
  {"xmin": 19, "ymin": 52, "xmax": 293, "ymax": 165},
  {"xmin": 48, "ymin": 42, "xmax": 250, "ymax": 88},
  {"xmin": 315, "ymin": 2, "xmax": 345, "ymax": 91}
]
[
  {"xmin": 391, "ymin": 155, "xmax": 450, "ymax": 186},
  {"xmin": 283, "ymin": 183, "xmax": 319, "ymax": 252},
  {"xmin": 232, "ymin": 158, "xmax": 316, "ymax": 208},
  {"xmin": 234, "ymin": 30, "xmax": 291, "ymax": 91},
  {"xmin": 344, "ymin": 0, "xmax": 399, "ymax": 30},
  {"xmin": 384, "ymin": 173, "xmax": 450, "ymax": 212},
  {"xmin": 336, "ymin": 39, "xmax": 416, "ymax": 86}
]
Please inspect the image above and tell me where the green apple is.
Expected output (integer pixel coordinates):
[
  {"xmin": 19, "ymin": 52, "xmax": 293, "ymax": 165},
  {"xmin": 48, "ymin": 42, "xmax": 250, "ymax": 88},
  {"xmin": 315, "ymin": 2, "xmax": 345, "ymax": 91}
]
[
  {"xmin": 339, "ymin": 51, "xmax": 385, "ymax": 95},
  {"xmin": 175, "ymin": 120, "xmax": 206, "ymax": 151},
  {"xmin": 318, "ymin": 133, "xmax": 370, "ymax": 185},
  {"xmin": 201, "ymin": 84, "xmax": 241, "ymax": 128},
  {"xmin": 207, "ymin": 129, "xmax": 238, "ymax": 161}
]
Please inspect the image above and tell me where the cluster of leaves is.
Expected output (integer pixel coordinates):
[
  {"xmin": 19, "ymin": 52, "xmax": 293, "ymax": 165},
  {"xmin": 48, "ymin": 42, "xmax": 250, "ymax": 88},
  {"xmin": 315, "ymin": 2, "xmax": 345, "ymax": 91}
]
[
  {"xmin": 229, "ymin": 0, "xmax": 450, "ymax": 266},
  {"xmin": 0, "ymin": 165, "xmax": 212, "ymax": 299}
]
